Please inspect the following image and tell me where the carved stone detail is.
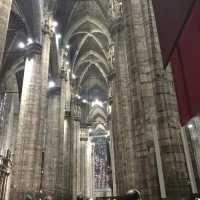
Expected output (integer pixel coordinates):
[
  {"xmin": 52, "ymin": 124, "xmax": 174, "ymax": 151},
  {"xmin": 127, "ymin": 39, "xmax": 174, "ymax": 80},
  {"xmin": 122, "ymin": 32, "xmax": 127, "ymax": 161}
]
[
  {"xmin": 110, "ymin": 0, "xmax": 123, "ymax": 18},
  {"xmin": 42, "ymin": 15, "xmax": 54, "ymax": 37}
]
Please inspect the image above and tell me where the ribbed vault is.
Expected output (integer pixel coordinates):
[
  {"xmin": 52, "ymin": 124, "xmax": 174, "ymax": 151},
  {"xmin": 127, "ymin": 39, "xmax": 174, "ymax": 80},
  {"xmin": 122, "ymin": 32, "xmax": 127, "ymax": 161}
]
[{"xmin": 61, "ymin": 0, "xmax": 112, "ymax": 127}]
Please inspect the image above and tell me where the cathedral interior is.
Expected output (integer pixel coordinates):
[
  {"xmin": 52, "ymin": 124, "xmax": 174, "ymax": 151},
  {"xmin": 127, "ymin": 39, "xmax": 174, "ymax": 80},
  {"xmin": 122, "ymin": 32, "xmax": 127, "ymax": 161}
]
[{"xmin": 0, "ymin": 0, "xmax": 200, "ymax": 200}]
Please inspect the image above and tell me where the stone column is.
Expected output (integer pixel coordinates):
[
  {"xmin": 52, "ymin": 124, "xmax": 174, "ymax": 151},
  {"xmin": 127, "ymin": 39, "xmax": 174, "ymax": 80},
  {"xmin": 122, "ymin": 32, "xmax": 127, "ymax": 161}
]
[
  {"xmin": 57, "ymin": 68, "xmax": 67, "ymax": 199},
  {"xmin": 38, "ymin": 15, "xmax": 53, "ymax": 198},
  {"xmin": 64, "ymin": 110, "xmax": 73, "ymax": 200},
  {"xmin": 122, "ymin": 0, "xmax": 191, "ymax": 199},
  {"xmin": 80, "ymin": 129, "xmax": 88, "ymax": 198},
  {"xmin": 86, "ymin": 142, "xmax": 95, "ymax": 198},
  {"xmin": 86, "ymin": 141, "xmax": 94, "ymax": 198},
  {"xmin": 63, "ymin": 67, "xmax": 73, "ymax": 200},
  {"xmin": 109, "ymin": 71, "xmax": 125, "ymax": 194},
  {"xmin": 45, "ymin": 75, "xmax": 68, "ymax": 199},
  {"xmin": 109, "ymin": 15, "xmax": 136, "ymax": 193},
  {"xmin": 10, "ymin": 43, "xmax": 43, "ymax": 200},
  {"xmin": 71, "ymin": 97, "xmax": 81, "ymax": 200},
  {"xmin": 44, "ymin": 84, "xmax": 61, "ymax": 198},
  {"xmin": 59, "ymin": 47, "xmax": 72, "ymax": 199},
  {"xmin": 39, "ymin": 14, "xmax": 53, "ymax": 146},
  {"xmin": 107, "ymin": 110, "xmax": 117, "ymax": 196},
  {"xmin": 0, "ymin": 0, "xmax": 12, "ymax": 70}
]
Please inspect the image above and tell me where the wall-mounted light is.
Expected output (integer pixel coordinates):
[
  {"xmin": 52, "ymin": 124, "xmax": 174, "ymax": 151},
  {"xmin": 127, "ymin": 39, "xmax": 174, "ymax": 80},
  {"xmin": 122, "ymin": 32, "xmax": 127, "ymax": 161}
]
[
  {"xmin": 88, "ymin": 128, "xmax": 93, "ymax": 133},
  {"xmin": 27, "ymin": 38, "xmax": 33, "ymax": 45},
  {"xmin": 56, "ymin": 34, "xmax": 62, "ymax": 39},
  {"xmin": 48, "ymin": 80, "xmax": 55, "ymax": 89},
  {"xmin": 188, "ymin": 123, "xmax": 194, "ymax": 129},
  {"xmin": 18, "ymin": 42, "xmax": 25, "ymax": 49},
  {"xmin": 82, "ymin": 99, "xmax": 88, "ymax": 104},
  {"xmin": 75, "ymin": 94, "xmax": 81, "ymax": 99}
]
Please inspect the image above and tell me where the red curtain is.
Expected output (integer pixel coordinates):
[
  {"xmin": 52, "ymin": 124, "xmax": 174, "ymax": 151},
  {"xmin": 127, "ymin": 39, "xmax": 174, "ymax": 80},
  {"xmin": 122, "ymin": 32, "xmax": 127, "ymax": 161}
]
[
  {"xmin": 171, "ymin": 0, "xmax": 200, "ymax": 125},
  {"xmin": 152, "ymin": 0, "xmax": 197, "ymax": 66}
]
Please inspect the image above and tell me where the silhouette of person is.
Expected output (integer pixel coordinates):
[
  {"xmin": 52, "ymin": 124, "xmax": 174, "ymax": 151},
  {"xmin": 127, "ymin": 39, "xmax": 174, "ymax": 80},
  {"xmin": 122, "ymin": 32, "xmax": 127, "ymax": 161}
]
[{"xmin": 124, "ymin": 189, "xmax": 141, "ymax": 200}]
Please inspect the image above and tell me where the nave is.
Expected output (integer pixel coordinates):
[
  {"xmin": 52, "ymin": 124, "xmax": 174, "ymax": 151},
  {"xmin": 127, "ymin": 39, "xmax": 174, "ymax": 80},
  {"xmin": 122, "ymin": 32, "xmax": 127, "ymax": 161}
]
[{"xmin": 0, "ymin": 0, "xmax": 200, "ymax": 200}]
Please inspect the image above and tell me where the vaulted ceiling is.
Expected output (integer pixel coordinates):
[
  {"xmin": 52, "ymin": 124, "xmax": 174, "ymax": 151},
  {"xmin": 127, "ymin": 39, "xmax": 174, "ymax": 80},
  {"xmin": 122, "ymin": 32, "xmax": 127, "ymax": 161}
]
[{"xmin": 3, "ymin": 0, "xmax": 113, "ymax": 128}]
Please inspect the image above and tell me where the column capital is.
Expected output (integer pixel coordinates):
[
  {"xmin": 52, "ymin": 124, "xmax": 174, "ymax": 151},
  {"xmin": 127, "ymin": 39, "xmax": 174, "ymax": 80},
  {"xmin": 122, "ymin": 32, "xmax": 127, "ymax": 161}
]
[
  {"xmin": 59, "ymin": 67, "xmax": 68, "ymax": 80},
  {"xmin": 42, "ymin": 16, "xmax": 54, "ymax": 37},
  {"xmin": 26, "ymin": 43, "xmax": 42, "ymax": 58},
  {"xmin": 109, "ymin": 0, "xmax": 123, "ymax": 19}
]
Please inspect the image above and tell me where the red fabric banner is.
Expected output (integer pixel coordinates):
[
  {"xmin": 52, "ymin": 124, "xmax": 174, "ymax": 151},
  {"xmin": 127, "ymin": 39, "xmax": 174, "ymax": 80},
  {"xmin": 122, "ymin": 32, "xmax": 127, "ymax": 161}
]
[
  {"xmin": 171, "ymin": 1, "xmax": 200, "ymax": 125},
  {"xmin": 152, "ymin": 0, "xmax": 197, "ymax": 67}
]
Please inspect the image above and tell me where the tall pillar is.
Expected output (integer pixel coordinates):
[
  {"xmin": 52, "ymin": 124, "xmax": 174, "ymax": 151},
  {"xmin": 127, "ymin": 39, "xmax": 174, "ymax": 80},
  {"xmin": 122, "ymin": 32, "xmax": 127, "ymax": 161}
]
[
  {"xmin": 109, "ymin": 71, "xmax": 125, "ymax": 194},
  {"xmin": 39, "ymin": 15, "xmax": 53, "ymax": 198},
  {"xmin": 80, "ymin": 129, "xmax": 88, "ymax": 198},
  {"xmin": 86, "ymin": 141, "xmax": 94, "ymax": 198},
  {"xmin": 109, "ymin": 11, "xmax": 136, "ymax": 193},
  {"xmin": 63, "ymin": 68, "xmax": 73, "ymax": 200},
  {"xmin": 64, "ymin": 110, "xmax": 73, "ymax": 200},
  {"xmin": 44, "ymin": 84, "xmax": 61, "ymax": 198},
  {"xmin": 10, "ymin": 14, "xmax": 53, "ymax": 199},
  {"xmin": 86, "ymin": 142, "xmax": 95, "ymax": 198},
  {"xmin": 122, "ymin": 0, "xmax": 191, "ymax": 199},
  {"xmin": 10, "ymin": 43, "xmax": 43, "ymax": 199},
  {"xmin": 107, "ymin": 109, "xmax": 117, "ymax": 196},
  {"xmin": 71, "ymin": 97, "xmax": 81, "ymax": 200},
  {"xmin": 39, "ymin": 14, "xmax": 53, "ymax": 146},
  {"xmin": 44, "ymin": 76, "xmax": 66, "ymax": 199},
  {"xmin": 60, "ymin": 47, "xmax": 71, "ymax": 199},
  {"xmin": 44, "ymin": 73, "xmax": 67, "ymax": 200},
  {"xmin": 0, "ymin": 0, "xmax": 12, "ymax": 70},
  {"xmin": 57, "ymin": 68, "xmax": 67, "ymax": 199}
]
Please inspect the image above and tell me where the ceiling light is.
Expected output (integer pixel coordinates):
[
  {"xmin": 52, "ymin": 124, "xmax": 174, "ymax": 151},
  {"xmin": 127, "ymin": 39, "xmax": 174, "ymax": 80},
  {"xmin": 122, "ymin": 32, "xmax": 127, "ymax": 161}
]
[
  {"xmin": 18, "ymin": 42, "xmax": 25, "ymax": 49},
  {"xmin": 48, "ymin": 80, "xmax": 55, "ymax": 89},
  {"xmin": 82, "ymin": 99, "xmax": 88, "ymax": 104},
  {"xmin": 66, "ymin": 44, "xmax": 70, "ymax": 49},
  {"xmin": 72, "ymin": 73, "xmax": 76, "ymax": 79},
  {"xmin": 27, "ymin": 38, "xmax": 33, "ymax": 45},
  {"xmin": 66, "ymin": 61, "xmax": 69, "ymax": 65}
]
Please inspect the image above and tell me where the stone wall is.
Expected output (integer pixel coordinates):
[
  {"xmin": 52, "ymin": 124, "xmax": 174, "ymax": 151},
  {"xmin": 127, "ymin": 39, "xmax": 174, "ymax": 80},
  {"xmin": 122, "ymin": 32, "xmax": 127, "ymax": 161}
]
[{"xmin": 110, "ymin": 0, "xmax": 191, "ymax": 199}]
